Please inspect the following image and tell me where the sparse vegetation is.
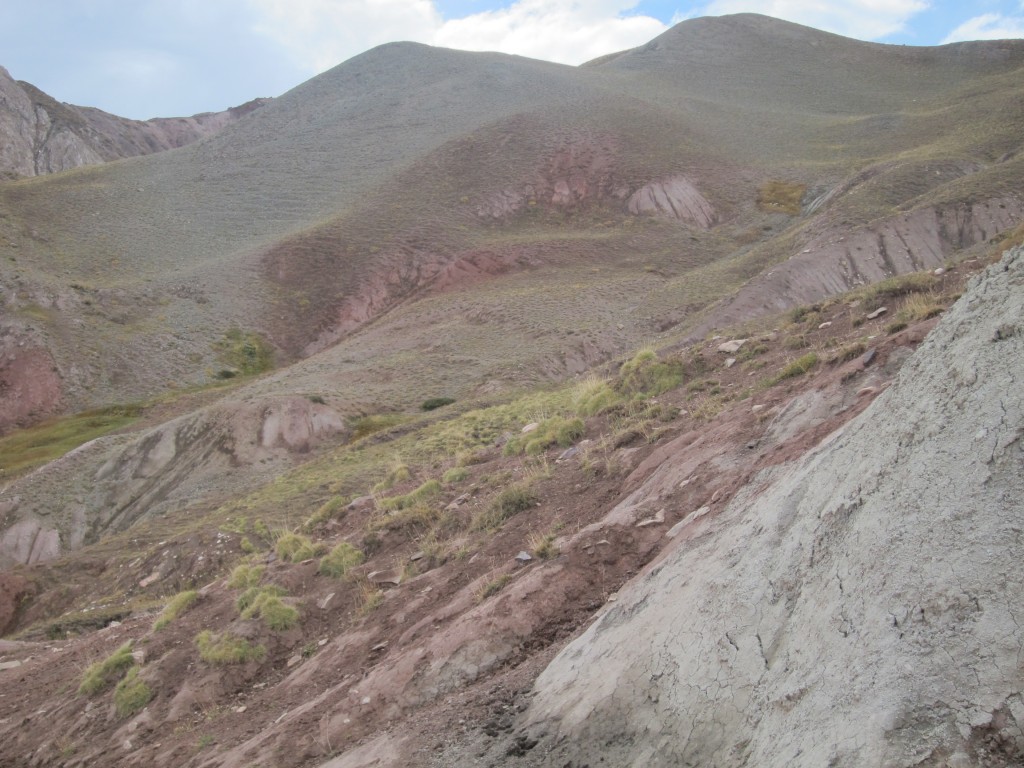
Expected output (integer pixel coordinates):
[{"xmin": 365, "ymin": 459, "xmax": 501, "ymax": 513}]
[
  {"xmin": 574, "ymin": 376, "xmax": 623, "ymax": 416},
  {"xmin": 757, "ymin": 180, "xmax": 807, "ymax": 215},
  {"xmin": 471, "ymin": 484, "xmax": 537, "ymax": 531},
  {"xmin": 275, "ymin": 532, "xmax": 324, "ymax": 562},
  {"xmin": 227, "ymin": 564, "xmax": 264, "ymax": 589},
  {"xmin": 617, "ymin": 348, "xmax": 684, "ymax": 398},
  {"xmin": 79, "ymin": 643, "xmax": 135, "ymax": 695},
  {"xmin": 213, "ymin": 327, "xmax": 274, "ymax": 376},
  {"xmin": 318, "ymin": 542, "xmax": 365, "ymax": 577},
  {"xmin": 377, "ymin": 479, "xmax": 442, "ymax": 511},
  {"xmin": 421, "ymin": 397, "xmax": 456, "ymax": 411},
  {"xmin": 478, "ymin": 574, "xmax": 512, "ymax": 601},
  {"xmin": 236, "ymin": 584, "xmax": 287, "ymax": 613},
  {"xmin": 529, "ymin": 531, "xmax": 559, "ymax": 560},
  {"xmin": 113, "ymin": 667, "xmax": 152, "ymax": 717},
  {"xmin": 304, "ymin": 497, "xmax": 346, "ymax": 530},
  {"xmin": 239, "ymin": 590, "xmax": 299, "ymax": 631},
  {"xmin": 358, "ymin": 585, "xmax": 384, "ymax": 614},
  {"xmin": 195, "ymin": 631, "xmax": 266, "ymax": 665},
  {"xmin": 442, "ymin": 466, "xmax": 469, "ymax": 484},
  {"xmin": 504, "ymin": 416, "xmax": 585, "ymax": 456},
  {"xmin": 153, "ymin": 589, "xmax": 198, "ymax": 631},
  {"xmin": 768, "ymin": 352, "xmax": 820, "ymax": 385}
]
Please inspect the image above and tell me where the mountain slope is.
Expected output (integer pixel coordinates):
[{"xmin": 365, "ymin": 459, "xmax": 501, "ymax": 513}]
[{"xmin": 0, "ymin": 66, "xmax": 268, "ymax": 178}]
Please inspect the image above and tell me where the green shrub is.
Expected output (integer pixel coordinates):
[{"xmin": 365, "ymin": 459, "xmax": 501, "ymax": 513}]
[
  {"xmin": 421, "ymin": 397, "xmax": 456, "ymax": 411},
  {"xmin": 504, "ymin": 417, "xmax": 584, "ymax": 456},
  {"xmin": 617, "ymin": 348, "xmax": 683, "ymax": 398},
  {"xmin": 769, "ymin": 352, "xmax": 820, "ymax": 384},
  {"xmin": 471, "ymin": 485, "xmax": 537, "ymax": 531},
  {"xmin": 318, "ymin": 542, "xmax": 365, "ymax": 578},
  {"xmin": 113, "ymin": 667, "xmax": 152, "ymax": 717},
  {"xmin": 368, "ymin": 503, "xmax": 439, "ymax": 535},
  {"xmin": 304, "ymin": 497, "xmax": 345, "ymax": 530},
  {"xmin": 236, "ymin": 584, "xmax": 287, "ymax": 613},
  {"xmin": 213, "ymin": 328, "xmax": 274, "ymax": 376},
  {"xmin": 195, "ymin": 631, "xmax": 266, "ymax": 665},
  {"xmin": 227, "ymin": 564, "xmax": 264, "ymax": 589},
  {"xmin": 378, "ymin": 479, "xmax": 442, "ymax": 512},
  {"xmin": 442, "ymin": 466, "xmax": 469, "ymax": 484},
  {"xmin": 154, "ymin": 590, "xmax": 198, "ymax": 631},
  {"xmin": 79, "ymin": 643, "xmax": 135, "ymax": 695},
  {"xmin": 275, "ymin": 532, "xmax": 323, "ymax": 563},
  {"xmin": 574, "ymin": 377, "xmax": 622, "ymax": 417},
  {"xmin": 239, "ymin": 591, "xmax": 299, "ymax": 631}
]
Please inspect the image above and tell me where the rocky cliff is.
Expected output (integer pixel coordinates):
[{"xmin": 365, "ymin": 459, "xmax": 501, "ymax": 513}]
[
  {"xmin": 0, "ymin": 66, "xmax": 267, "ymax": 178},
  {"xmin": 474, "ymin": 246, "xmax": 1023, "ymax": 766}
]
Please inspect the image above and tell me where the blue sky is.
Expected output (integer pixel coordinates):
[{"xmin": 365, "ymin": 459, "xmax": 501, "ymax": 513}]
[{"xmin": 1, "ymin": 0, "xmax": 1021, "ymax": 120}]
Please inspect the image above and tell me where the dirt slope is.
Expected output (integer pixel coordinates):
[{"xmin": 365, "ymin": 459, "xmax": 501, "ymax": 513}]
[{"xmin": 456, "ymin": 246, "xmax": 1024, "ymax": 766}]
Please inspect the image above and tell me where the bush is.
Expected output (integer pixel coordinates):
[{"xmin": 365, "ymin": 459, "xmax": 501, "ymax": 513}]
[
  {"xmin": 471, "ymin": 485, "xmax": 537, "ymax": 531},
  {"xmin": 239, "ymin": 591, "xmax": 299, "ymax": 631},
  {"xmin": 421, "ymin": 397, "xmax": 456, "ymax": 411},
  {"xmin": 442, "ymin": 466, "xmax": 469, "ymax": 484},
  {"xmin": 113, "ymin": 667, "xmax": 152, "ymax": 717},
  {"xmin": 275, "ymin": 532, "xmax": 323, "ymax": 563},
  {"xmin": 195, "ymin": 631, "xmax": 266, "ymax": 665},
  {"xmin": 617, "ymin": 348, "xmax": 683, "ymax": 398},
  {"xmin": 378, "ymin": 479, "xmax": 442, "ymax": 512},
  {"xmin": 304, "ymin": 497, "xmax": 345, "ymax": 530},
  {"xmin": 227, "ymin": 564, "xmax": 264, "ymax": 589},
  {"xmin": 318, "ymin": 542, "xmax": 365, "ymax": 578},
  {"xmin": 154, "ymin": 590, "xmax": 198, "ymax": 631},
  {"xmin": 574, "ymin": 377, "xmax": 622, "ymax": 417},
  {"xmin": 79, "ymin": 643, "xmax": 135, "ymax": 695},
  {"xmin": 504, "ymin": 417, "xmax": 584, "ymax": 456},
  {"xmin": 236, "ymin": 584, "xmax": 287, "ymax": 613}
]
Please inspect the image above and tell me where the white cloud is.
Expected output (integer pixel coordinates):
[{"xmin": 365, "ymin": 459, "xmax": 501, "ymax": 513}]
[
  {"xmin": 698, "ymin": 0, "xmax": 929, "ymax": 40},
  {"xmin": 432, "ymin": 0, "xmax": 667, "ymax": 65},
  {"xmin": 244, "ymin": 0, "xmax": 667, "ymax": 72},
  {"xmin": 942, "ymin": 13, "xmax": 1024, "ymax": 43},
  {"xmin": 247, "ymin": 0, "xmax": 441, "ymax": 72}
]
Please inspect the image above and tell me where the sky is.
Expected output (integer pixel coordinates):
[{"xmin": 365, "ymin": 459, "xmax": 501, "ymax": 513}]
[{"xmin": 1, "ymin": 0, "xmax": 1022, "ymax": 120}]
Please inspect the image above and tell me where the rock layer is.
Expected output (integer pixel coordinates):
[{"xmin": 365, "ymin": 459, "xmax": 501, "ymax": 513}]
[{"xmin": 512, "ymin": 246, "xmax": 1024, "ymax": 767}]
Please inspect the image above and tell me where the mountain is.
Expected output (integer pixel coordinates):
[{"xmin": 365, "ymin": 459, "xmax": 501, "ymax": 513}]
[
  {"xmin": 0, "ymin": 13, "xmax": 1021, "ymax": 768},
  {"xmin": 0, "ymin": 66, "xmax": 268, "ymax": 179}
]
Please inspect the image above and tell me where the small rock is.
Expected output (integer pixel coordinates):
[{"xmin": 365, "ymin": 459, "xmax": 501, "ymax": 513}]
[
  {"xmin": 521, "ymin": 422, "xmax": 539, "ymax": 434},
  {"xmin": 751, "ymin": 404, "xmax": 766, "ymax": 413},
  {"xmin": 138, "ymin": 572, "xmax": 159, "ymax": 588},
  {"xmin": 861, "ymin": 348, "xmax": 877, "ymax": 367},
  {"xmin": 287, "ymin": 655, "xmax": 302, "ymax": 668},
  {"xmin": 607, "ymin": 593, "xmax": 618, "ymax": 602},
  {"xmin": 557, "ymin": 446, "xmax": 579, "ymax": 462},
  {"xmin": 717, "ymin": 339, "xmax": 748, "ymax": 354},
  {"xmin": 866, "ymin": 307, "xmax": 887, "ymax": 320},
  {"xmin": 515, "ymin": 551, "xmax": 533, "ymax": 563},
  {"xmin": 746, "ymin": 440, "xmax": 757, "ymax": 450},
  {"xmin": 636, "ymin": 509, "xmax": 666, "ymax": 528},
  {"xmin": 445, "ymin": 493, "xmax": 470, "ymax": 511},
  {"xmin": 346, "ymin": 495, "xmax": 374, "ymax": 512},
  {"xmin": 665, "ymin": 520, "xmax": 687, "ymax": 539},
  {"xmin": 494, "ymin": 431, "xmax": 513, "ymax": 447},
  {"xmin": 857, "ymin": 386, "xmax": 878, "ymax": 397},
  {"xmin": 597, "ymin": 539, "xmax": 611, "ymax": 546},
  {"xmin": 361, "ymin": 696, "xmax": 372, "ymax": 705},
  {"xmin": 234, "ymin": 706, "xmax": 247, "ymax": 714},
  {"xmin": 0, "ymin": 660, "xmax": 22, "ymax": 671},
  {"xmin": 318, "ymin": 593, "xmax": 335, "ymax": 610},
  {"xmin": 318, "ymin": 639, "xmax": 328, "ymax": 646},
  {"xmin": 130, "ymin": 650, "xmax": 145, "ymax": 665},
  {"xmin": 933, "ymin": 267, "xmax": 945, "ymax": 276},
  {"xmin": 107, "ymin": 621, "xmax": 122, "ymax": 629},
  {"xmin": 710, "ymin": 489, "xmax": 723, "ymax": 503},
  {"xmin": 992, "ymin": 323, "xmax": 1017, "ymax": 341},
  {"xmin": 370, "ymin": 641, "xmax": 389, "ymax": 652},
  {"xmin": 124, "ymin": 740, "xmax": 133, "ymax": 751},
  {"xmin": 724, "ymin": 357, "xmax": 736, "ymax": 368},
  {"xmin": 818, "ymin": 321, "xmax": 832, "ymax": 329},
  {"xmin": 409, "ymin": 551, "xmax": 425, "ymax": 562}
]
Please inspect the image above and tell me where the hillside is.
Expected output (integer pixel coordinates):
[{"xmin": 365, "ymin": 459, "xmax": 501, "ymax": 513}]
[{"xmin": 0, "ymin": 13, "xmax": 1022, "ymax": 768}]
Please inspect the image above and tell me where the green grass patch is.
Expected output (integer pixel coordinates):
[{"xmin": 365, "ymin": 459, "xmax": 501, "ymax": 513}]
[
  {"xmin": 275, "ymin": 532, "xmax": 324, "ymax": 563},
  {"xmin": 767, "ymin": 352, "xmax": 820, "ymax": 385},
  {"xmin": 855, "ymin": 271, "xmax": 938, "ymax": 309},
  {"xmin": 303, "ymin": 497, "xmax": 346, "ymax": 530},
  {"xmin": 471, "ymin": 484, "xmax": 537, "ymax": 531},
  {"xmin": 617, "ymin": 347, "xmax": 684, "ymax": 398},
  {"xmin": 378, "ymin": 479, "xmax": 442, "ymax": 512},
  {"xmin": 318, "ymin": 542, "xmax": 365, "ymax": 578},
  {"xmin": 226, "ymin": 564, "xmax": 264, "ymax": 589},
  {"xmin": 757, "ymin": 180, "xmax": 807, "ymax": 215},
  {"xmin": 239, "ymin": 590, "xmax": 299, "ymax": 631},
  {"xmin": 349, "ymin": 413, "xmax": 410, "ymax": 441},
  {"xmin": 0, "ymin": 404, "xmax": 142, "ymax": 480},
  {"xmin": 195, "ymin": 631, "xmax": 266, "ymax": 665},
  {"xmin": 213, "ymin": 327, "xmax": 274, "ymax": 377},
  {"xmin": 79, "ymin": 642, "xmax": 135, "ymax": 695},
  {"xmin": 504, "ymin": 417, "xmax": 584, "ymax": 456},
  {"xmin": 442, "ymin": 466, "xmax": 469, "ymax": 484},
  {"xmin": 573, "ymin": 376, "xmax": 623, "ymax": 417},
  {"xmin": 113, "ymin": 667, "xmax": 152, "ymax": 717},
  {"xmin": 153, "ymin": 590, "xmax": 198, "ymax": 631},
  {"xmin": 421, "ymin": 397, "xmax": 456, "ymax": 411}
]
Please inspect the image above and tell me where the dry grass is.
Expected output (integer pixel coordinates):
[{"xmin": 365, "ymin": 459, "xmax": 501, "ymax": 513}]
[{"xmin": 757, "ymin": 180, "xmax": 806, "ymax": 215}]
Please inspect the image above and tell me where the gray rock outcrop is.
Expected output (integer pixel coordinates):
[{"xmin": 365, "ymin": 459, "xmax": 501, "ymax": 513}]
[
  {"xmin": 626, "ymin": 176, "xmax": 717, "ymax": 227},
  {"xmin": 509, "ymin": 246, "xmax": 1024, "ymax": 766}
]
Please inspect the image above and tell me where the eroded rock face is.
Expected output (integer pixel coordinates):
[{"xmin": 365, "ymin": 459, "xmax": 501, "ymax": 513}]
[
  {"xmin": 512, "ymin": 247, "xmax": 1024, "ymax": 766},
  {"xmin": 0, "ymin": 395, "xmax": 346, "ymax": 565},
  {"xmin": 627, "ymin": 176, "xmax": 717, "ymax": 227},
  {"xmin": 0, "ymin": 327, "xmax": 63, "ymax": 433}
]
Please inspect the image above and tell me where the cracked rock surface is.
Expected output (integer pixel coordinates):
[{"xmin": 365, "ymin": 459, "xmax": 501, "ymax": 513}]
[{"xmin": 487, "ymin": 246, "xmax": 1024, "ymax": 766}]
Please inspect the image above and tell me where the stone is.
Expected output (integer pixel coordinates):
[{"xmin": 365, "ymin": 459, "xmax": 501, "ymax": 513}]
[
  {"xmin": 934, "ymin": 267, "xmax": 945, "ymax": 275},
  {"xmin": 0, "ymin": 660, "xmax": 22, "ymax": 671},
  {"xmin": 446, "ymin": 493, "xmax": 470, "ymax": 511},
  {"xmin": 367, "ymin": 569, "xmax": 402, "ymax": 586},
  {"xmin": 515, "ymin": 551, "xmax": 533, "ymax": 563},
  {"xmin": 138, "ymin": 572, "xmax": 159, "ymax": 588},
  {"xmin": 521, "ymin": 422, "xmax": 539, "ymax": 434},
  {"xmin": 346, "ymin": 495, "xmax": 374, "ymax": 512},
  {"xmin": 557, "ymin": 446, "xmax": 580, "ymax": 462},
  {"xmin": 818, "ymin": 321, "xmax": 832, "ymax": 329},
  {"xmin": 751, "ymin": 405, "xmax": 766, "ymax": 413},
  {"xmin": 287, "ymin": 655, "xmax": 302, "ymax": 668},
  {"xmin": 130, "ymin": 650, "xmax": 145, "ymax": 665},
  {"xmin": 234, "ymin": 706, "xmax": 247, "ymax": 714},
  {"xmin": 858, "ymin": 386, "xmax": 878, "ymax": 397},
  {"xmin": 318, "ymin": 593, "xmax": 335, "ymax": 610},
  {"xmin": 866, "ymin": 306, "xmax": 888, "ymax": 319},
  {"xmin": 717, "ymin": 339, "xmax": 748, "ymax": 354},
  {"xmin": 410, "ymin": 551, "xmax": 425, "ymax": 562},
  {"xmin": 724, "ymin": 357, "xmax": 737, "ymax": 368},
  {"xmin": 861, "ymin": 348, "xmax": 877, "ymax": 367},
  {"xmin": 635, "ymin": 509, "xmax": 666, "ymax": 528}
]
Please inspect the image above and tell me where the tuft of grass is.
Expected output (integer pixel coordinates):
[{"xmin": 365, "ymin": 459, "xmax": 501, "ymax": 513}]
[
  {"xmin": 236, "ymin": 584, "xmax": 287, "ymax": 613},
  {"xmin": 153, "ymin": 590, "xmax": 198, "ymax": 631},
  {"xmin": 239, "ymin": 591, "xmax": 299, "ymax": 631},
  {"xmin": 227, "ymin": 564, "xmax": 264, "ymax": 589},
  {"xmin": 275, "ymin": 532, "xmax": 324, "ymax": 563},
  {"xmin": 856, "ymin": 272, "xmax": 937, "ymax": 309},
  {"xmin": 0, "ymin": 404, "xmax": 142, "ymax": 480},
  {"xmin": 195, "ymin": 631, "xmax": 266, "ymax": 665},
  {"xmin": 504, "ymin": 417, "xmax": 585, "ymax": 456},
  {"xmin": 79, "ymin": 643, "xmax": 135, "ymax": 695},
  {"xmin": 421, "ymin": 397, "xmax": 456, "ymax": 411},
  {"xmin": 368, "ymin": 502, "xmax": 440, "ymax": 536},
  {"xmin": 304, "ymin": 497, "xmax": 345, "ymax": 531},
  {"xmin": 349, "ymin": 413, "xmax": 409, "ymax": 441},
  {"xmin": 213, "ymin": 327, "xmax": 274, "ymax": 376},
  {"xmin": 471, "ymin": 484, "xmax": 537, "ymax": 531},
  {"xmin": 529, "ymin": 532, "xmax": 559, "ymax": 560},
  {"xmin": 318, "ymin": 542, "xmax": 365, "ymax": 578},
  {"xmin": 895, "ymin": 293, "xmax": 945, "ymax": 323},
  {"xmin": 377, "ymin": 479, "xmax": 442, "ymax": 512},
  {"xmin": 358, "ymin": 585, "xmax": 384, "ymax": 615},
  {"xmin": 113, "ymin": 667, "xmax": 152, "ymax": 717},
  {"xmin": 757, "ymin": 180, "xmax": 806, "ymax": 215},
  {"xmin": 617, "ymin": 347, "xmax": 684, "ymax": 398},
  {"xmin": 767, "ymin": 352, "xmax": 820, "ymax": 385},
  {"xmin": 828, "ymin": 340, "xmax": 867, "ymax": 365},
  {"xmin": 442, "ymin": 466, "xmax": 469, "ymax": 484},
  {"xmin": 478, "ymin": 574, "xmax": 512, "ymax": 601},
  {"xmin": 574, "ymin": 376, "xmax": 623, "ymax": 416}
]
